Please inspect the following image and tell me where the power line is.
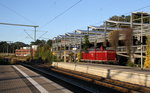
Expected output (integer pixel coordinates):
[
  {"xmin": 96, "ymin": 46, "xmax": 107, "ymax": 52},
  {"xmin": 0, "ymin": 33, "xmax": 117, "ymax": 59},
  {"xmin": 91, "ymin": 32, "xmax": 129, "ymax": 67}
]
[
  {"xmin": 123, "ymin": 5, "xmax": 150, "ymax": 15},
  {"xmin": 24, "ymin": 30, "xmax": 34, "ymax": 40},
  {"xmin": 38, "ymin": 31, "xmax": 48, "ymax": 39},
  {"xmin": 0, "ymin": 2, "xmax": 36, "ymax": 24},
  {"xmin": 134, "ymin": 5, "xmax": 150, "ymax": 12},
  {"xmin": 40, "ymin": 0, "xmax": 82, "ymax": 28},
  {"xmin": 71, "ymin": 5, "xmax": 150, "ymax": 32}
]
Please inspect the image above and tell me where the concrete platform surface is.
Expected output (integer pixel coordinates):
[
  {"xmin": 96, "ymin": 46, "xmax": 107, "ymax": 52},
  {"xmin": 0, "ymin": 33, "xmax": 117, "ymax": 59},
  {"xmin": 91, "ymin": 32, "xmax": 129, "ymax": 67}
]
[
  {"xmin": 52, "ymin": 62, "xmax": 150, "ymax": 87},
  {"xmin": 0, "ymin": 65, "xmax": 72, "ymax": 93}
]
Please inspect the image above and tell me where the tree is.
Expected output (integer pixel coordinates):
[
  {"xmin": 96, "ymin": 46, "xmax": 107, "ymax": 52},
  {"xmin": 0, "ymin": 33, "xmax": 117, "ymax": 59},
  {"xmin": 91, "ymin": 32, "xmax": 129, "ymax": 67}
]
[
  {"xmin": 47, "ymin": 39, "xmax": 52, "ymax": 47},
  {"xmin": 83, "ymin": 35, "xmax": 90, "ymax": 51},
  {"xmin": 34, "ymin": 44, "xmax": 53, "ymax": 64},
  {"xmin": 108, "ymin": 30, "xmax": 119, "ymax": 50},
  {"xmin": 0, "ymin": 41, "xmax": 8, "ymax": 53},
  {"xmin": 123, "ymin": 28, "xmax": 133, "ymax": 63},
  {"xmin": 109, "ymin": 14, "xmax": 150, "ymax": 23},
  {"xmin": 109, "ymin": 15, "xmax": 129, "ymax": 22},
  {"xmin": 31, "ymin": 39, "xmax": 46, "ymax": 46},
  {"xmin": 144, "ymin": 35, "xmax": 150, "ymax": 68},
  {"xmin": 0, "ymin": 41, "xmax": 28, "ymax": 53}
]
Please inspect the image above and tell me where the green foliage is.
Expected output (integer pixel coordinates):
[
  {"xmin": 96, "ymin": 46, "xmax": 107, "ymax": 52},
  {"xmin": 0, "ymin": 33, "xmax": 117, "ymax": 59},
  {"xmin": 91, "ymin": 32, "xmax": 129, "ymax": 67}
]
[
  {"xmin": 109, "ymin": 15, "xmax": 130, "ymax": 22},
  {"xmin": 0, "ymin": 41, "xmax": 28, "ymax": 53},
  {"xmin": 109, "ymin": 14, "xmax": 150, "ymax": 24},
  {"xmin": 0, "ymin": 57, "xmax": 16, "ymax": 65},
  {"xmin": 77, "ymin": 52, "xmax": 81, "ymax": 62},
  {"xmin": 83, "ymin": 35, "xmax": 90, "ymax": 51},
  {"xmin": 144, "ymin": 35, "xmax": 150, "ymax": 68},
  {"xmin": 47, "ymin": 39, "xmax": 52, "ymax": 47},
  {"xmin": 31, "ymin": 39, "xmax": 46, "ymax": 46},
  {"xmin": 34, "ymin": 44, "xmax": 53, "ymax": 64},
  {"xmin": 127, "ymin": 61, "xmax": 136, "ymax": 67}
]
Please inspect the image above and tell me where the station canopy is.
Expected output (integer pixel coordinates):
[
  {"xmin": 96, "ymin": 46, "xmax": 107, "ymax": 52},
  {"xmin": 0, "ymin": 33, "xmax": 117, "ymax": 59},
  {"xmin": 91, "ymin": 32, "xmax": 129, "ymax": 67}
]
[
  {"xmin": 75, "ymin": 29, "xmax": 106, "ymax": 35},
  {"xmin": 106, "ymin": 20, "xmax": 150, "ymax": 26},
  {"xmin": 88, "ymin": 25, "xmax": 123, "ymax": 31}
]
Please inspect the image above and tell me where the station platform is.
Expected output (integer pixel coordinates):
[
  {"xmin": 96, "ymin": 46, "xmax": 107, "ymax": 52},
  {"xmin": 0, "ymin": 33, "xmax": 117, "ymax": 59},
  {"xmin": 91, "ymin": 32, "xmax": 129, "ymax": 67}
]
[
  {"xmin": 52, "ymin": 62, "xmax": 150, "ymax": 87},
  {"xmin": 0, "ymin": 65, "xmax": 72, "ymax": 93}
]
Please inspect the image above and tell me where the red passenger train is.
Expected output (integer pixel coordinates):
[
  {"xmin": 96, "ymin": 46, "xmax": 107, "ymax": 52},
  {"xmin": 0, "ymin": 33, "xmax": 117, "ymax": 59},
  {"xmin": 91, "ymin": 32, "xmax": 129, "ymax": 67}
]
[{"xmin": 81, "ymin": 47, "xmax": 116, "ymax": 63}]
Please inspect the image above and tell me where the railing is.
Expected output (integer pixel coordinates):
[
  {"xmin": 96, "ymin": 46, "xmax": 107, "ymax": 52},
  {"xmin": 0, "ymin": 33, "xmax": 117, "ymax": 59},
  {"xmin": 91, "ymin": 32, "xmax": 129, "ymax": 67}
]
[{"xmin": 116, "ymin": 45, "xmax": 146, "ymax": 53}]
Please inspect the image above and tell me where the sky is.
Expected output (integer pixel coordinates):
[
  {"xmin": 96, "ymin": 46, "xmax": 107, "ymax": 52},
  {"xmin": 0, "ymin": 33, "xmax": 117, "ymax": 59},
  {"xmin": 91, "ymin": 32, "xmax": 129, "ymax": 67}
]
[{"xmin": 0, "ymin": 0, "xmax": 150, "ymax": 44}]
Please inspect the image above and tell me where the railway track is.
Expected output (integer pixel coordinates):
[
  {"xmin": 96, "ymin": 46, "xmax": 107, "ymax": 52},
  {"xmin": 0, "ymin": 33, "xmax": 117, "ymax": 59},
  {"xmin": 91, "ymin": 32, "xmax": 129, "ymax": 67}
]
[
  {"xmin": 21, "ymin": 63, "xmax": 122, "ymax": 93},
  {"xmin": 50, "ymin": 67, "xmax": 150, "ymax": 93},
  {"xmin": 21, "ymin": 63, "xmax": 150, "ymax": 93}
]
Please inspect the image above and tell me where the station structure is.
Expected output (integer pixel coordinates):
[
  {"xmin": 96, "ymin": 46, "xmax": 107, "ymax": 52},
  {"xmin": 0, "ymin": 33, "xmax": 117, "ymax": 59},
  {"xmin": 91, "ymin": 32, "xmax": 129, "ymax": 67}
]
[
  {"xmin": 15, "ymin": 45, "xmax": 38, "ymax": 56},
  {"xmin": 52, "ymin": 12, "xmax": 150, "ymax": 64}
]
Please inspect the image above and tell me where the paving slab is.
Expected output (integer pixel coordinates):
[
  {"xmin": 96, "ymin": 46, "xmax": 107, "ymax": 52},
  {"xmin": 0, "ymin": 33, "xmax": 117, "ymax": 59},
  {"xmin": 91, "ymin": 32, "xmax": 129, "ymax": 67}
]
[{"xmin": 0, "ymin": 65, "xmax": 72, "ymax": 93}]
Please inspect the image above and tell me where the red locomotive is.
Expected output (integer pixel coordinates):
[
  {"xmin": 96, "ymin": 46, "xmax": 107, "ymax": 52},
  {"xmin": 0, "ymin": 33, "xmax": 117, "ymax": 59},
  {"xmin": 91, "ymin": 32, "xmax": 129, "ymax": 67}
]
[{"xmin": 81, "ymin": 47, "xmax": 116, "ymax": 63}]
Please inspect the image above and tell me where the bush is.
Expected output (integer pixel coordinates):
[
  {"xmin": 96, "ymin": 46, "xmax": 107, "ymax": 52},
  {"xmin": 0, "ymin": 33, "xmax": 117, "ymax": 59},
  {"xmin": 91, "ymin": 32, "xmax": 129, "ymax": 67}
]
[
  {"xmin": 34, "ymin": 44, "xmax": 53, "ymax": 64},
  {"xmin": 127, "ymin": 62, "xmax": 136, "ymax": 67}
]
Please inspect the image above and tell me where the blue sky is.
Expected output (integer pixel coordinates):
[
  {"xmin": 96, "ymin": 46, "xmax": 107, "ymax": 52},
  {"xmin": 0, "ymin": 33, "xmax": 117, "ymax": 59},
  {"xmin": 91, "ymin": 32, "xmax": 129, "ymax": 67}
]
[{"xmin": 0, "ymin": 0, "xmax": 150, "ymax": 44}]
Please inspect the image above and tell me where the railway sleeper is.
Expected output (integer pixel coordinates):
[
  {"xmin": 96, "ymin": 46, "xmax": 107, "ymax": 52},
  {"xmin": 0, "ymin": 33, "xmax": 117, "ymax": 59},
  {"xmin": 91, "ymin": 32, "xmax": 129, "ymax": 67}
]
[
  {"xmin": 50, "ymin": 67, "xmax": 144, "ymax": 93},
  {"xmin": 50, "ymin": 67, "xmax": 150, "ymax": 93}
]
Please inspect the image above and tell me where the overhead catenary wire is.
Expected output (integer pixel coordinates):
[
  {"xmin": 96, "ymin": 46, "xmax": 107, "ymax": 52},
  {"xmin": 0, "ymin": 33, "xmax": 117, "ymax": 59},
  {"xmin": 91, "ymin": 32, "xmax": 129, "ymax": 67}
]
[
  {"xmin": 40, "ymin": 0, "xmax": 82, "ymax": 29},
  {"xmin": 0, "ymin": 2, "xmax": 36, "ymax": 25},
  {"xmin": 24, "ymin": 30, "xmax": 34, "ymax": 40},
  {"xmin": 115, "ymin": 5, "xmax": 150, "ymax": 21},
  {"xmin": 38, "ymin": 31, "xmax": 48, "ymax": 39},
  {"xmin": 90, "ymin": 4, "xmax": 150, "ymax": 27},
  {"xmin": 124, "ymin": 5, "xmax": 150, "ymax": 15}
]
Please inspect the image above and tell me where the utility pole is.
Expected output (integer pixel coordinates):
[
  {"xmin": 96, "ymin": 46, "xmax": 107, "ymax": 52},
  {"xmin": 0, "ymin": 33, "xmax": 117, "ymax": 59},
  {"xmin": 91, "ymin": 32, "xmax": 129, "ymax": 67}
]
[
  {"xmin": 0, "ymin": 22, "xmax": 39, "ymax": 42},
  {"xmin": 0, "ymin": 22, "xmax": 39, "ymax": 58},
  {"xmin": 34, "ymin": 26, "xmax": 37, "ymax": 41}
]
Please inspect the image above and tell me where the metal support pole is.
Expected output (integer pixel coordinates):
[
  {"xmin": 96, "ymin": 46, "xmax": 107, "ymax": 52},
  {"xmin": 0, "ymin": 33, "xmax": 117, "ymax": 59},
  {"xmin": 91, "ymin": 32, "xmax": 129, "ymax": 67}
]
[
  {"xmin": 130, "ymin": 13, "xmax": 133, "ymax": 28},
  {"xmin": 0, "ymin": 22, "xmax": 38, "ymax": 42},
  {"xmin": 95, "ymin": 32, "xmax": 98, "ymax": 49},
  {"xmin": 80, "ymin": 37, "xmax": 82, "ymax": 51},
  {"xmin": 75, "ymin": 31, "xmax": 77, "ymax": 48},
  {"xmin": 74, "ymin": 31, "xmax": 77, "ymax": 63},
  {"xmin": 53, "ymin": 38, "xmax": 58, "ymax": 61},
  {"xmin": 34, "ymin": 27, "xmax": 37, "ymax": 41},
  {"xmin": 7, "ymin": 44, "xmax": 9, "ymax": 55},
  {"xmin": 104, "ymin": 21, "xmax": 107, "ymax": 48},
  {"xmin": 87, "ymin": 27, "xmax": 89, "ymax": 35},
  {"xmin": 130, "ymin": 12, "xmax": 134, "ymax": 63},
  {"xmin": 64, "ymin": 35, "xmax": 66, "ymax": 63},
  {"xmin": 141, "ymin": 12, "xmax": 143, "ymax": 70}
]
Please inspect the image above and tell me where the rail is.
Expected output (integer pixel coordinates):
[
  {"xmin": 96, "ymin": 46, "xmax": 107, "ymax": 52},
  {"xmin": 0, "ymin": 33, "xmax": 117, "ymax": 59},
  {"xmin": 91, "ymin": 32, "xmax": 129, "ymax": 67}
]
[
  {"xmin": 21, "ymin": 63, "xmax": 120, "ymax": 93},
  {"xmin": 51, "ymin": 66, "xmax": 150, "ymax": 93}
]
